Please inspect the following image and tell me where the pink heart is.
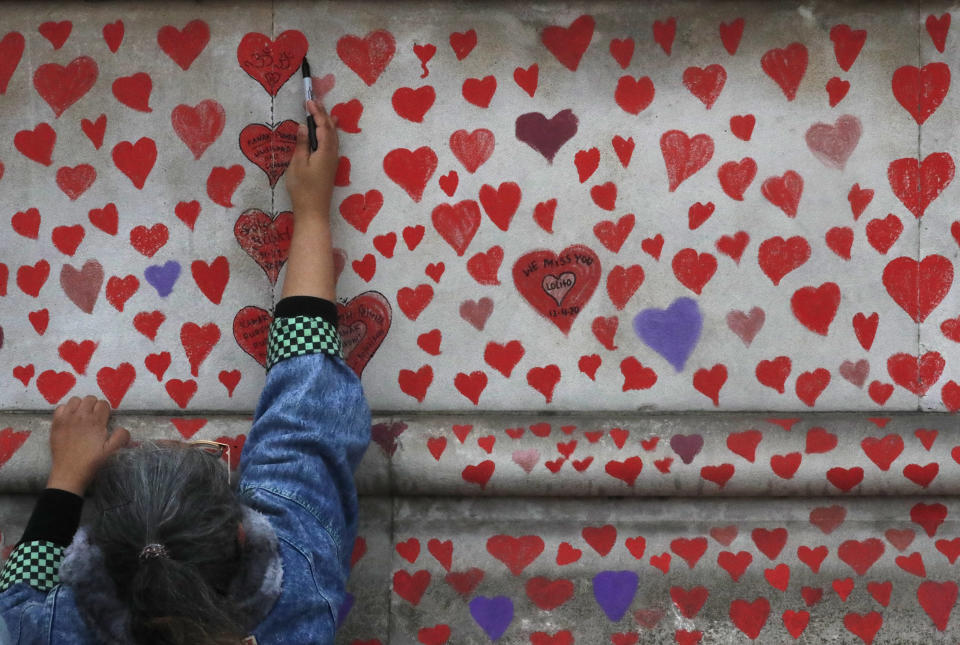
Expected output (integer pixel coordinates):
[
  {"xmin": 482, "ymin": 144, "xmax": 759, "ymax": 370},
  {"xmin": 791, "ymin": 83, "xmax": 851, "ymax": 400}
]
[
  {"xmin": 839, "ymin": 359, "xmax": 869, "ymax": 388},
  {"xmin": 726, "ymin": 307, "xmax": 765, "ymax": 346},
  {"xmin": 542, "ymin": 271, "xmax": 576, "ymax": 306},
  {"xmin": 511, "ymin": 448, "xmax": 540, "ymax": 473},
  {"xmin": 460, "ymin": 297, "xmax": 494, "ymax": 331},
  {"xmin": 805, "ymin": 115, "xmax": 861, "ymax": 170}
]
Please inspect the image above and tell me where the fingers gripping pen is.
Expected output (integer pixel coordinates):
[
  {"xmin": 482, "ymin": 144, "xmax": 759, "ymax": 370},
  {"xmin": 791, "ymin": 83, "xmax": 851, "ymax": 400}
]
[{"xmin": 301, "ymin": 57, "xmax": 318, "ymax": 152}]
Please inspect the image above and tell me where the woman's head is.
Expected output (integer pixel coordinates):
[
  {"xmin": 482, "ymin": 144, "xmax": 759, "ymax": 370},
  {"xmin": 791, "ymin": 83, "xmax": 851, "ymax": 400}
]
[{"xmin": 90, "ymin": 441, "xmax": 246, "ymax": 645}]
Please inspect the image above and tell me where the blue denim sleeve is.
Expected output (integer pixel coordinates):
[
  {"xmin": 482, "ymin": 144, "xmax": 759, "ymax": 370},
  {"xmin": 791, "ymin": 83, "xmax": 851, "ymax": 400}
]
[{"xmin": 236, "ymin": 349, "xmax": 371, "ymax": 574}]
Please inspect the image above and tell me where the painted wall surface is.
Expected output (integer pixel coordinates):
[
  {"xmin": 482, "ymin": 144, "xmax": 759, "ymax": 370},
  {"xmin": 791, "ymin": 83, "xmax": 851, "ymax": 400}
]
[
  {"xmin": 1, "ymin": 1, "xmax": 958, "ymax": 412},
  {"xmin": 3, "ymin": 1, "xmax": 960, "ymax": 643}
]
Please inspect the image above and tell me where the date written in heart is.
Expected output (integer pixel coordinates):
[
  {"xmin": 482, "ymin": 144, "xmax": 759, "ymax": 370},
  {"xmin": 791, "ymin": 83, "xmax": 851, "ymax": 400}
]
[{"xmin": 513, "ymin": 246, "xmax": 601, "ymax": 334}]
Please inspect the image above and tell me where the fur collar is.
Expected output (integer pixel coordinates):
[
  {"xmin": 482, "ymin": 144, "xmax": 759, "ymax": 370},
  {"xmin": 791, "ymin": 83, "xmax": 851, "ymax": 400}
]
[{"xmin": 58, "ymin": 504, "xmax": 283, "ymax": 644}]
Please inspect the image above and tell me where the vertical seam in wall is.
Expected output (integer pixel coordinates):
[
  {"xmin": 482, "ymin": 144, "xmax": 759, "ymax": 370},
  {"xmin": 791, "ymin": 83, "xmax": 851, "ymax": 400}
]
[
  {"xmin": 386, "ymin": 437, "xmax": 397, "ymax": 645},
  {"xmin": 269, "ymin": 0, "xmax": 277, "ymax": 311},
  {"xmin": 915, "ymin": 1, "xmax": 922, "ymax": 412}
]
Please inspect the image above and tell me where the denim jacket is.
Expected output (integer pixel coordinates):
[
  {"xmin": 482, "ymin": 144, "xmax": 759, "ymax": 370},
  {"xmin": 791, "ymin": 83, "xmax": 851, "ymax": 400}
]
[{"xmin": 0, "ymin": 312, "xmax": 372, "ymax": 644}]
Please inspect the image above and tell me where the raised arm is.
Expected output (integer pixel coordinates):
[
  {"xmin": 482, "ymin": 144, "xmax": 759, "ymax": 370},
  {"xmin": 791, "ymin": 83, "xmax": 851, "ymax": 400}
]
[
  {"xmin": 280, "ymin": 98, "xmax": 338, "ymax": 302},
  {"xmin": 237, "ymin": 99, "xmax": 371, "ymax": 585}
]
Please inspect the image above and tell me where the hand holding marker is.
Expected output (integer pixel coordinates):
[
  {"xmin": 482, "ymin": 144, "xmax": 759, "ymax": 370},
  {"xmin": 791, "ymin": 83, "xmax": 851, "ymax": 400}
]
[{"xmin": 301, "ymin": 57, "xmax": 318, "ymax": 153}]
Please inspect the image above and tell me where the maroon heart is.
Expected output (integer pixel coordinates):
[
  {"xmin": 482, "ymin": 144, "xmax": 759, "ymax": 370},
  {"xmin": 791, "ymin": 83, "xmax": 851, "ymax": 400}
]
[{"xmin": 515, "ymin": 109, "xmax": 578, "ymax": 163}]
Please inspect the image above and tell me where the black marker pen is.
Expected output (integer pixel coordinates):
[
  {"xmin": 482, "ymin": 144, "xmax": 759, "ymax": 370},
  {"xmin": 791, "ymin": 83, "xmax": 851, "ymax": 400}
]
[{"xmin": 301, "ymin": 57, "xmax": 318, "ymax": 153}]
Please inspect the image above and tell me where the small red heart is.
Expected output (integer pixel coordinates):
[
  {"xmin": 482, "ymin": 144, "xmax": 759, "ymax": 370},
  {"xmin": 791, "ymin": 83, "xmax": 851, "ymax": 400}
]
[
  {"xmin": 719, "ymin": 18, "xmax": 745, "ymax": 55},
  {"xmin": 652, "ymin": 17, "xmax": 676, "ymax": 55},
  {"xmin": 112, "ymin": 72, "xmax": 152, "ymax": 112},
  {"xmin": 159, "ymin": 20, "xmax": 210, "ymax": 70},
  {"xmin": 532, "ymin": 198, "xmax": 556, "ymax": 234},
  {"xmin": 36, "ymin": 370, "xmax": 75, "ymax": 404},
  {"xmin": 417, "ymin": 329, "xmax": 442, "ymax": 356},
  {"xmin": 438, "ymin": 170, "xmax": 458, "ymax": 196},
  {"xmin": 642, "ymin": 235, "xmax": 664, "ymax": 260},
  {"xmin": 218, "ymin": 370, "xmax": 241, "ymax": 397},
  {"xmin": 687, "ymin": 201, "xmax": 715, "ymax": 229},
  {"xmin": 133, "ymin": 310, "xmax": 165, "ymax": 341},
  {"xmin": 826, "ymin": 77, "xmax": 850, "ymax": 106},
  {"xmin": 847, "ymin": 183, "xmax": 874, "ymax": 219},
  {"xmin": 513, "ymin": 63, "xmax": 538, "ymax": 97},
  {"xmin": 105, "ymin": 275, "xmax": 138, "ymax": 312},
  {"xmin": 729, "ymin": 114, "xmax": 755, "ymax": 140},
  {"xmin": 129, "ymin": 224, "xmax": 168, "ymax": 258}
]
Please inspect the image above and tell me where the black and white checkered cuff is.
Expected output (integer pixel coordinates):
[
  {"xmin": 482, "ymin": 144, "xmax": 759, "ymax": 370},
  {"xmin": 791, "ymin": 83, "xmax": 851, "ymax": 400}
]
[
  {"xmin": 0, "ymin": 540, "xmax": 63, "ymax": 591},
  {"xmin": 267, "ymin": 316, "xmax": 342, "ymax": 370}
]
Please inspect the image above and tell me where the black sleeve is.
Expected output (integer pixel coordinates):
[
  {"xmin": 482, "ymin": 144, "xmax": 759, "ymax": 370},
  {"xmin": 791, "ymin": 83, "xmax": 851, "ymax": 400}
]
[
  {"xmin": 274, "ymin": 296, "xmax": 338, "ymax": 327},
  {"xmin": 18, "ymin": 488, "xmax": 84, "ymax": 548}
]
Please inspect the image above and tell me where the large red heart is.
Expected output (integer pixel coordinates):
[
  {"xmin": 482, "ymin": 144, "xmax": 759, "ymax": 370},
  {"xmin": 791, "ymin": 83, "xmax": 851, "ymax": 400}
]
[
  {"xmin": 384, "ymin": 147, "xmax": 437, "ymax": 202},
  {"xmin": 158, "ymin": 20, "xmax": 210, "ymax": 70},
  {"xmin": 891, "ymin": 63, "xmax": 950, "ymax": 125},
  {"xmin": 887, "ymin": 351, "xmax": 945, "ymax": 397},
  {"xmin": 450, "ymin": 128, "xmax": 495, "ymax": 173},
  {"xmin": 338, "ymin": 292, "xmax": 392, "ymax": 378},
  {"xmin": 339, "ymin": 190, "xmax": 383, "ymax": 234},
  {"xmin": 191, "ymin": 257, "xmax": 229, "ymax": 305},
  {"xmin": 917, "ymin": 580, "xmax": 958, "ymax": 631},
  {"xmin": 757, "ymin": 236, "xmax": 810, "ymax": 285},
  {"xmin": 239, "ymin": 121, "xmax": 298, "ymax": 188},
  {"xmin": 843, "ymin": 612, "xmax": 883, "ymax": 644},
  {"xmin": 237, "ymin": 31, "xmax": 308, "ymax": 96},
  {"xmin": 33, "ymin": 56, "xmax": 98, "ymax": 117},
  {"xmin": 762, "ymin": 170, "xmax": 803, "ymax": 217},
  {"xmin": 791, "ymin": 283, "xmax": 841, "ymax": 335},
  {"xmin": 180, "ymin": 322, "xmax": 220, "ymax": 377},
  {"xmin": 683, "ymin": 65, "xmax": 726, "ymax": 109},
  {"xmin": 717, "ymin": 157, "xmax": 756, "ymax": 200},
  {"xmin": 838, "ymin": 538, "xmax": 884, "ymax": 575},
  {"xmin": 486, "ymin": 534, "xmax": 544, "ymax": 575},
  {"xmin": 337, "ymin": 30, "xmax": 396, "ymax": 86},
  {"xmin": 526, "ymin": 577, "xmax": 574, "ymax": 611},
  {"xmin": 830, "ymin": 24, "xmax": 866, "ymax": 71},
  {"xmin": 513, "ymin": 246, "xmax": 601, "ymax": 334},
  {"xmin": 729, "ymin": 597, "xmax": 770, "ymax": 639},
  {"xmin": 888, "ymin": 153, "xmax": 954, "ymax": 218},
  {"xmin": 112, "ymin": 72, "xmax": 152, "ymax": 112},
  {"xmin": 17, "ymin": 259, "xmax": 50, "ymax": 297},
  {"xmin": 56, "ymin": 164, "xmax": 97, "ymax": 200},
  {"xmin": 882, "ymin": 254, "xmax": 953, "ymax": 322},
  {"xmin": 171, "ymin": 99, "xmax": 225, "ymax": 159},
  {"xmin": 12, "ymin": 208, "xmax": 40, "ymax": 239},
  {"xmin": 860, "ymin": 434, "xmax": 904, "ymax": 470},
  {"xmin": 14, "ymin": 123, "xmax": 55, "ymax": 166},
  {"xmin": 432, "ymin": 200, "xmax": 481, "ymax": 256},
  {"xmin": 718, "ymin": 553, "xmax": 751, "ymax": 581},
  {"xmin": 234, "ymin": 209, "xmax": 293, "ymax": 285},
  {"xmin": 96, "ymin": 363, "xmax": 136, "ymax": 408},
  {"xmin": 112, "ymin": 137, "xmax": 157, "ymax": 189},
  {"xmin": 393, "ymin": 569, "xmax": 430, "ymax": 606},
  {"xmin": 36, "ymin": 370, "xmax": 75, "ymax": 404},
  {"xmin": 761, "ymin": 42, "xmax": 808, "ymax": 100},
  {"xmin": 541, "ymin": 15, "xmax": 595, "ymax": 72},
  {"xmin": 660, "ymin": 130, "xmax": 713, "ymax": 192}
]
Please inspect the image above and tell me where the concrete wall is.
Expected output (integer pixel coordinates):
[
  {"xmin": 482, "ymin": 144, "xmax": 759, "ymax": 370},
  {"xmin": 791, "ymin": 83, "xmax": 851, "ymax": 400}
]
[{"xmin": 2, "ymin": 1, "xmax": 960, "ymax": 642}]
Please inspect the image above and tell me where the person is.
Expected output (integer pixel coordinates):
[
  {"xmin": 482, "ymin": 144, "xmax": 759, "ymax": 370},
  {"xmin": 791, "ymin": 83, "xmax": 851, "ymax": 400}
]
[{"xmin": 0, "ymin": 98, "xmax": 371, "ymax": 644}]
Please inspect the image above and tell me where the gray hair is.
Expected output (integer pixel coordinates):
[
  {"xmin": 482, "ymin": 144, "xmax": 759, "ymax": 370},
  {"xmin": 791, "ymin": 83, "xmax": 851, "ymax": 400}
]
[{"xmin": 90, "ymin": 441, "xmax": 246, "ymax": 645}]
